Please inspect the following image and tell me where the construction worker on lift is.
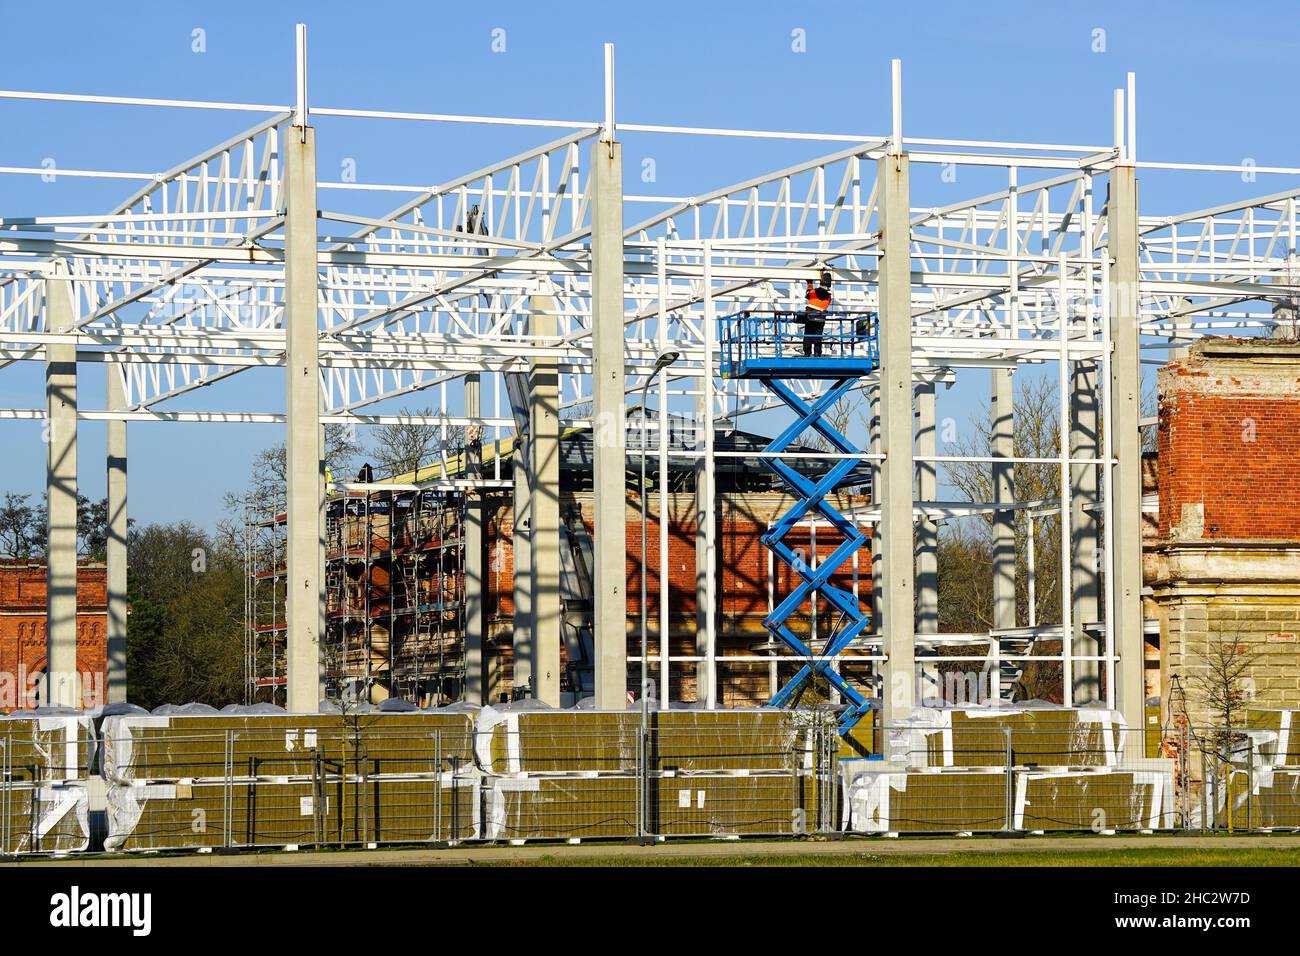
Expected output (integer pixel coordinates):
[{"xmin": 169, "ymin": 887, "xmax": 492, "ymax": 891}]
[{"xmin": 802, "ymin": 269, "xmax": 833, "ymax": 356}]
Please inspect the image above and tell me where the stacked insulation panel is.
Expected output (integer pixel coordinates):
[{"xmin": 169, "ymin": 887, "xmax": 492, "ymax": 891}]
[
  {"xmin": 101, "ymin": 707, "xmax": 480, "ymax": 851},
  {"xmin": 1244, "ymin": 769, "xmax": 1300, "ymax": 829},
  {"xmin": 476, "ymin": 706, "xmax": 827, "ymax": 841},
  {"xmin": 1248, "ymin": 708, "xmax": 1300, "ymax": 767},
  {"xmin": 1015, "ymin": 762, "xmax": 1175, "ymax": 831},
  {"xmin": 0, "ymin": 711, "xmax": 95, "ymax": 854},
  {"xmin": 842, "ymin": 706, "xmax": 1176, "ymax": 833},
  {"xmin": 840, "ymin": 765, "xmax": 1010, "ymax": 833},
  {"xmin": 1207, "ymin": 708, "xmax": 1300, "ymax": 830},
  {"xmin": 882, "ymin": 706, "xmax": 1129, "ymax": 769}
]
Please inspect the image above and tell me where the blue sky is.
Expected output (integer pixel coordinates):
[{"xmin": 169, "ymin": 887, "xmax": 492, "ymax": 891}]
[{"xmin": 0, "ymin": 0, "xmax": 1296, "ymax": 531}]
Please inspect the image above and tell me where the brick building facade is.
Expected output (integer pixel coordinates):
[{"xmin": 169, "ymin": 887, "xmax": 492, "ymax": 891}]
[
  {"xmin": 1152, "ymin": 339, "xmax": 1300, "ymax": 726},
  {"xmin": 0, "ymin": 560, "xmax": 108, "ymax": 710},
  {"xmin": 479, "ymin": 490, "xmax": 871, "ymax": 706}
]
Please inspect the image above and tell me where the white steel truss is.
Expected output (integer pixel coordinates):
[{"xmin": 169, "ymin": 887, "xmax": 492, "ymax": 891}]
[{"xmin": 3, "ymin": 30, "xmax": 1297, "ymax": 715}]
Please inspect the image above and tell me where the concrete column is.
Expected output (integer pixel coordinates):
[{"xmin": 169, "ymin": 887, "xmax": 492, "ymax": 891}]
[
  {"xmin": 590, "ymin": 138, "xmax": 628, "ymax": 710},
  {"xmin": 991, "ymin": 368, "xmax": 1016, "ymax": 632},
  {"xmin": 915, "ymin": 381, "xmax": 939, "ymax": 702},
  {"xmin": 1070, "ymin": 360, "xmax": 1102, "ymax": 703},
  {"xmin": 528, "ymin": 293, "xmax": 562, "ymax": 707},
  {"xmin": 876, "ymin": 153, "xmax": 916, "ymax": 726},
  {"xmin": 511, "ymin": 436, "xmax": 532, "ymax": 698},
  {"xmin": 462, "ymin": 372, "xmax": 485, "ymax": 704},
  {"xmin": 44, "ymin": 270, "xmax": 80, "ymax": 708},
  {"xmin": 283, "ymin": 124, "xmax": 324, "ymax": 713},
  {"xmin": 106, "ymin": 366, "xmax": 128, "ymax": 704},
  {"xmin": 1109, "ymin": 165, "xmax": 1145, "ymax": 727}
]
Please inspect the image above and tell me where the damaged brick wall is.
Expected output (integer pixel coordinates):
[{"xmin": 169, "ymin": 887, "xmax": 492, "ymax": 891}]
[{"xmin": 1154, "ymin": 339, "xmax": 1300, "ymax": 726}]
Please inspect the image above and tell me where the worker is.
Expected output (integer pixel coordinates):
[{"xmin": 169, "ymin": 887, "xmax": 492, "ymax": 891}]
[{"xmin": 802, "ymin": 270, "xmax": 833, "ymax": 356}]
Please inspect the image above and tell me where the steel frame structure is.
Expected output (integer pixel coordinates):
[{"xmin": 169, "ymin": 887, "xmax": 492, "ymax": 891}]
[{"xmin": 4, "ymin": 27, "xmax": 1298, "ymax": 724}]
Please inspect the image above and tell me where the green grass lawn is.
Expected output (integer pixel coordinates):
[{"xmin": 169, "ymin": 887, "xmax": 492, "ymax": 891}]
[{"xmin": 481, "ymin": 845, "xmax": 1300, "ymax": 867}]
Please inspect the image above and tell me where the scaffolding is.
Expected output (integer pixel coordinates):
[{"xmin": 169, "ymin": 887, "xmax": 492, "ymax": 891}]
[
  {"xmin": 243, "ymin": 506, "xmax": 287, "ymax": 705},
  {"xmin": 322, "ymin": 489, "xmax": 466, "ymax": 705}
]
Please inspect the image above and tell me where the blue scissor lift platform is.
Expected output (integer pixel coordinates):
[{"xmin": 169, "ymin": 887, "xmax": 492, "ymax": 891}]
[{"xmin": 719, "ymin": 310, "xmax": 879, "ymax": 733}]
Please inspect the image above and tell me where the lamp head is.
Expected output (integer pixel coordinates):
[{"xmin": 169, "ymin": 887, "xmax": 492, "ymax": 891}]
[{"xmin": 652, "ymin": 349, "xmax": 681, "ymax": 374}]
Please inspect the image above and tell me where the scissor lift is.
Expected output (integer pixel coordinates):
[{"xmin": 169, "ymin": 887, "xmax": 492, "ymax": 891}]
[{"xmin": 719, "ymin": 310, "xmax": 879, "ymax": 733}]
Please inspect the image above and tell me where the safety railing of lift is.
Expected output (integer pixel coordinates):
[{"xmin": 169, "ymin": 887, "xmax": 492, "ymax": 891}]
[{"xmin": 719, "ymin": 309, "xmax": 879, "ymax": 372}]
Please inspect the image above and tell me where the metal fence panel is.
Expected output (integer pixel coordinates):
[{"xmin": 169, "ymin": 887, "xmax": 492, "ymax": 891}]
[
  {"xmin": 103, "ymin": 729, "xmax": 477, "ymax": 852},
  {"xmin": 6, "ymin": 712, "xmax": 1299, "ymax": 855}
]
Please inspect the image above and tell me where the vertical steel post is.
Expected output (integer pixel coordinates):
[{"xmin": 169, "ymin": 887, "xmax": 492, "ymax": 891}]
[
  {"xmin": 868, "ymin": 382, "xmax": 882, "ymax": 676},
  {"xmin": 656, "ymin": 238, "xmax": 672, "ymax": 710},
  {"xmin": 463, "ymin": 371, "xmax": 485, "ymax": 703},
  {"xmin": 915, "ymin": 381, "xmax": 938, "ymax": 702},
  {"xmin": 1004, "ymin": 726, "xmax": 1014, "ymax": 831},
  {"xmin": 1057, "ymin": 260, "xmax": 1074, "ymax": 708},
  {"xmin": 990, "ymin": 370, "xmax": 1017, "ymax": 624},
  {"xmin": 697, "ymin": 243, "xmax": 718, "ymax": 708},
  {"xmin": 639, "ymin": 381, "xmax": 650, "ymax": 708},
  {"xmin": 512, "ymin": 428, "xmax": 533, "ymax": 697}
]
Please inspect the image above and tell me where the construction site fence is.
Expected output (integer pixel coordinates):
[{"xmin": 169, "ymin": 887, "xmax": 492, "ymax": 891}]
[
  {"xmin": 101, "ymin": 728, "xmax": 480, "ymax": 853},
  {"xmin": 3, "ymin": 719, "xmax": 1299, "ymax": 854}
]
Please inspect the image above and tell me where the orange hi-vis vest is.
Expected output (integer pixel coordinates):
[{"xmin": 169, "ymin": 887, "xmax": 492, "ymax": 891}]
[{"xmin": 806, "ymin": 283, "xmax": 832, "ymax": 312}]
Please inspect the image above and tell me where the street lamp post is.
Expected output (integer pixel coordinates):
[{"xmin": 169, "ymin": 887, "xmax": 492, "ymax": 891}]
[
  {"xmin": 636, "ymin": 348, "xmax": 678, "ymax": 842},
  {"xmin": 639, "ymin": 349, "xmax": 681, "ymax": 713}
]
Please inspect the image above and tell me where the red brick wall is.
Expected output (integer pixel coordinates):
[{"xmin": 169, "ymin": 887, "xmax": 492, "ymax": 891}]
[
  {"xmin": 483, "ymin": 492, "xmax": 871, "ymax": 625},
  {"xmin": 479, "ymin": 491, "xmax": 872, "ymax": 703},
  {"xmin": 0, "ymin": 561, "xmax": 107, "ymax": 710},
  {"xmin": 1158, "ymin": 348, "xmax": 1300, "ymax": 540}
]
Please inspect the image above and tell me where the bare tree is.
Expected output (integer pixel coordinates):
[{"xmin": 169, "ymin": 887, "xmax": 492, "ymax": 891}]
[
  {"xmin": 1141, "ymin": 387, "xmax": 1158, "ymax": 454},
  {"xmin": 805, "ymin": 390, "xmax": 870, "ymax": 454},
  {"xmin": 367, "ymin": 406, "xmax": 463, "ymax": 479},
  {"xmin": 1187, "ymin": 620, "xmax": 1262, "ymax": 754},
  {"xmin": 217, "ymin": 423, "xmax": 362, "ymax": 548},
  {"xmin": 942, "ymin": 375, "xmax": 1063, "ymax": 632}
]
